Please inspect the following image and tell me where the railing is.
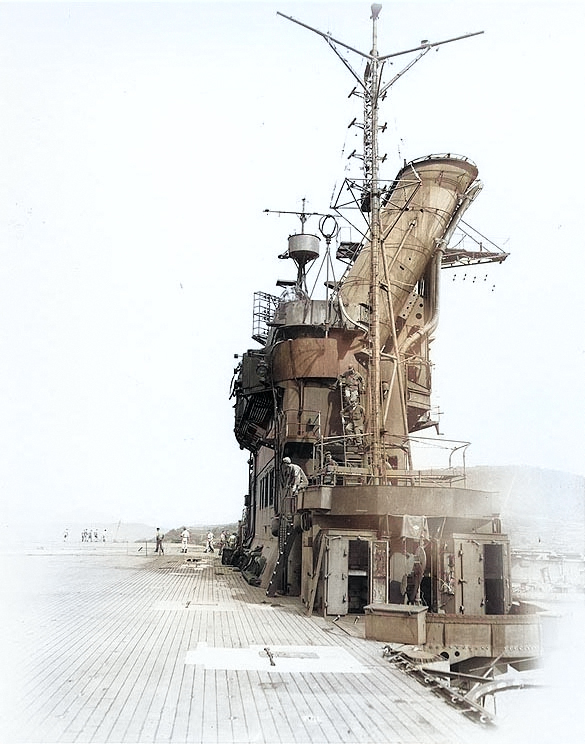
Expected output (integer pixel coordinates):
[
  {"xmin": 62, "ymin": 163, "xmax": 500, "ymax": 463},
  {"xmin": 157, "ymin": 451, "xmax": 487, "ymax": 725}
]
[
  {"xmin": 310, "ymin": 465, "xmax": 465, "ymax": 487},
  {"xmin": 282, "ymin": 409, "xmax": 322, "ymax": 440},
  {"xmin": 252, "ymin": 291, "xmax": 280, "ymax": 345},
  {"xmin": 310, "ymin": 433, "xmax": 468, "ymax": 487}
]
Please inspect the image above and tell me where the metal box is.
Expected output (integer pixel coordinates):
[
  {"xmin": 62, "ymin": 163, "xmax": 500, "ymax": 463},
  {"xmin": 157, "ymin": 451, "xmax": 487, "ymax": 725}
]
[{"xmin": 364, "ymin": 603, "xmax": 428, "ymax": 644}]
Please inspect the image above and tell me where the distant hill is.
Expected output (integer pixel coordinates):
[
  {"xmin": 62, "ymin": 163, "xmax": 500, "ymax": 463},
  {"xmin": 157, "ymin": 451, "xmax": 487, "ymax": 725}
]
[{"xmin": 465, "ymin": 465, "xmax": 585, "ymax": 553}]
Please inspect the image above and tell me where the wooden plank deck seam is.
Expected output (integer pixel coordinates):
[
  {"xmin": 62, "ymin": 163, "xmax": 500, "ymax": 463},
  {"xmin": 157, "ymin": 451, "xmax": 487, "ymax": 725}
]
[{"xmin": 3, "ymin": 549, "xmax": 490, "ymax": 744}]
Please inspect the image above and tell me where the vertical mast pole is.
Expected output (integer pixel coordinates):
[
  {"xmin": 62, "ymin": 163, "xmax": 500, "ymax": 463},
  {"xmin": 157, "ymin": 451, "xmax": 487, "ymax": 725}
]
[{"xmin": 366, "ymin": 5, "xmax": 383, "ymax": 481}]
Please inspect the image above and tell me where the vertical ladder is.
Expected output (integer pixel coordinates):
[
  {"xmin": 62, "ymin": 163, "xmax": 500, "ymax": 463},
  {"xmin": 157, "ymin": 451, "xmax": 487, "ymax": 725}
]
[
  {"xmin": 339, "ymin": 382, "xmax": 349, "ymax": 465},
  {"xmin": 339, "ymin": 376, "xmax": 367, "ymax": 469},
  {"xmin": 306, "ymin": 535, "xmax": 327, "ymax": 616},
  {"xmin": 266, "ymin": 517, "xmax": 296, "ymax": 597}
]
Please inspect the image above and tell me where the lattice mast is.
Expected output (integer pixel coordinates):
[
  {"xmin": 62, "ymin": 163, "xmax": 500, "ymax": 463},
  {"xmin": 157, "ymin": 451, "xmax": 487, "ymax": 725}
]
[
  {"xmin": 364, "ymin": 6, "xmax": 384, "ymax": 481},
  {"xmin": 278, "ymin": 5, "xmax": 484, "ymax": 481}
]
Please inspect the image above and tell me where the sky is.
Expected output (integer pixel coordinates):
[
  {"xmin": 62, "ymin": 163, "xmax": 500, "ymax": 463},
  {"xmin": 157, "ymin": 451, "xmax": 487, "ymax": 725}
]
[{"xmin": 0, "ymin": 0, "xmax": 584, "ymax": 530}]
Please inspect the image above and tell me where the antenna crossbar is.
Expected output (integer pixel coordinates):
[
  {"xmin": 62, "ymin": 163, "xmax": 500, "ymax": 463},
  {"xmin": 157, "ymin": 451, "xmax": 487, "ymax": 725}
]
[
  {"xmin": 276, "ymin": 12, "xmax": 375, "ymax": 61},
  {"xmin": 378, "ymin": 30, "xmax": 484, "ymax": 61}
]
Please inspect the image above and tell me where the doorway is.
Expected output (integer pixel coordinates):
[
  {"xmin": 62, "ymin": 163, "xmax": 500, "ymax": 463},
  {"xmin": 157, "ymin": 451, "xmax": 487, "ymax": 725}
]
[
  {"xmin": 324, "ymin": 535, "xmax": 378, "ymax": 615},
  {"xmin": 347, "ymin": 539, "xmax": 369, "ymax": 613},
  {"xmin": 483, "ymin": 543, "xmax": 505, "ymax": 615}
]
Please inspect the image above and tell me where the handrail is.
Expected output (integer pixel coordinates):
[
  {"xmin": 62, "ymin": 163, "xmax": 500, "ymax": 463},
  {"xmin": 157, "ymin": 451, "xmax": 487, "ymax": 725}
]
[
  {"xmin": 310, "ymin": 466, "xmax": 465, "ymax": 488},
  {"xmin": 282, "ymin": 409, "xmax": 322, "ymax": 440},
  {"xmin": 310, "ymin": 432, "xmax": 468, "ymax": 487}
]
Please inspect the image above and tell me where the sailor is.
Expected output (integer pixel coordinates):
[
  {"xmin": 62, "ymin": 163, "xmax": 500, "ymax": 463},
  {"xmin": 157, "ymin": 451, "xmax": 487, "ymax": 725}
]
[
  {"xmin": 180, "ymin": 527, "xmax": 190, "ymax": 553},
  {"xmin": 282, "ymin": 456, "xmax": 308, "ymax": 495},
  {"xmin": 155, "ymin": 528, "xmax": 164, "ymax": 555},
  {"xmin": 323, "ymin": 451, "xmax": 338, "ymax": 485},
  {"xmin": 339, "ymin": 365, "xmax": 364, "ymax": 404},
  {"xmin": 342, "ymin": 401, "xmax": 365, "ymax": 441},
  {"xmin": 408, "ymin": 544, "xmax": 427, "ymax": 605}
]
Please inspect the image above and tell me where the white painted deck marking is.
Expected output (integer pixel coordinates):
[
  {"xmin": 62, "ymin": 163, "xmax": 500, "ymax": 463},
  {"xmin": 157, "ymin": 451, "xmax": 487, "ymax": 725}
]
[{"xmin": 185, "ymin": 641, "xmax": 370, "ymax": 673}]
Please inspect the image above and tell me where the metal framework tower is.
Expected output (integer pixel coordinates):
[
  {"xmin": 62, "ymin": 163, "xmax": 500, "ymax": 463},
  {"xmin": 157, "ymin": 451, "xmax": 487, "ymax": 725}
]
[{"xmin": 278, "ymin": 5, "xmax": 483, "ymax": 480}]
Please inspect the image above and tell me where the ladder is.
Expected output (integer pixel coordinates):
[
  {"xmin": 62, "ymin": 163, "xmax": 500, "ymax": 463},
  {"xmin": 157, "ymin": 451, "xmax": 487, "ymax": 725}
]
[
  {"xmin": 339, "ymin": 378, "xmax": 368, "ymax": 468},
  {"xmin": 305, "ymin": 534, "xmax": 327, "ymax": 616},
  {"xmin": 266, "ymin": 516, "xmax": 296, "ymax": 597}
]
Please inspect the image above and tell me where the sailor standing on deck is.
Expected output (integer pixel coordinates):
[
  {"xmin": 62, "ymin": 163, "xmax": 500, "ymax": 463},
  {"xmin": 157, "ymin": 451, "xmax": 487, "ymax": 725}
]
[
  {"xmin": 155, "ymin": 528, "xmax": 164, "ymax": 555},
  {"xmin": 180, "ymin": 527, "xmax": 190, "ymax": 553}
]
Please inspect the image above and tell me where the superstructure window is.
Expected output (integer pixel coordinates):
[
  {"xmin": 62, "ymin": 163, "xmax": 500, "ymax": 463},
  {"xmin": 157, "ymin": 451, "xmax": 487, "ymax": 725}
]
[{"xmin": 258, "ymin": 466, "xmax": 275, "ymax": 510}]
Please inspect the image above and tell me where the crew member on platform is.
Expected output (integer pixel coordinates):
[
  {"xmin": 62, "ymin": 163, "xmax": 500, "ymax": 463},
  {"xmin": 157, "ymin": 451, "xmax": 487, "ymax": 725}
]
[
  {"xmin": 282, "ymin": 456, "xmax": 308, "ymax": 495},
  {"xmin": 323, "ymin": 451, "xmax": 338, "ymax": 485}
]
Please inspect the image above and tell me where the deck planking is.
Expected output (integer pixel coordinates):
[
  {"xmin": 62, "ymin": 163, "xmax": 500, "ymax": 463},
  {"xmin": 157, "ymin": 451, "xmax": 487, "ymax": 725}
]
[{"xmin": 0, "ymin": 545, "xmax": 492, "ymax": 744}]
